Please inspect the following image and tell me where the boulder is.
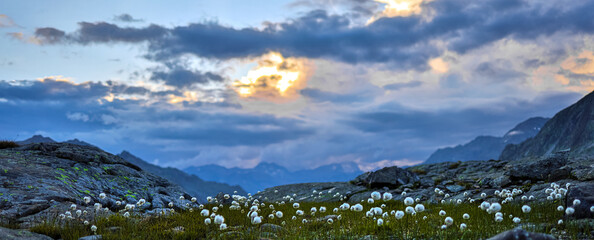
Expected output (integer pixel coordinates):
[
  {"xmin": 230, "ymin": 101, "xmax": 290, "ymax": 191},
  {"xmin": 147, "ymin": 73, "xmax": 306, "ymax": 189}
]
[
  {"xmin": 0, "ymin": 227, "xmax": 53, "ymax": 240},
  {"xmin": 487, "ymin": 228, "xmax": 556, "ymax": 240},
  {"xmin": 352, "ymin": 166, "xmax": 419, "ymax": 189},
  {"xmin": 507, "ymin": 156, "xmax": 567, "ymax": 181},
  {"xmin": 565, "ymin": 182, "xmax": 594, "ymax": 219}
]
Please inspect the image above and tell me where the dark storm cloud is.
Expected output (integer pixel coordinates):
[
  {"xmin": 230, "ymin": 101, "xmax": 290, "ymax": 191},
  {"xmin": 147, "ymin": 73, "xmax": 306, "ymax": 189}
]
[
  {"xmin": 35, "ymin": 27, "xmax": 66, "ymax": 44},
  {"xmin": 114, "ymin": 14, "xmax": 143, "ymax": 22},
  {"xmin": 30, "ymin": 0, "xmax": 594, "ymax": 68},
  {"xmin": 150, "ymin": 68, "xmax": 224, "ymax": 88}
]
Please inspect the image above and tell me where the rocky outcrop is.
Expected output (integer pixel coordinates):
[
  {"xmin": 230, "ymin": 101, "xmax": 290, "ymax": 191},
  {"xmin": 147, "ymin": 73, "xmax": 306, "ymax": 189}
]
[
  {"xmin": 565, "ymin": 182, "xmax": 594, "ymax": 219},
  {"xmin": 487, "ymin": 228, "xmax": 556, "ymax": 240},
  {"xmin": 501, "ymin": 91, "xmax": 594, "ymax": 160},
  {"xmin": 0, "ymin": 227, "xmax": 52, "ymax": 240},
  {"xmin": 351, "ymin": 166, "xmax": 419, "ymax": 188},
  {"xmin": 0, "ymin": 142, "xmax": 193, "ymax": 226}
]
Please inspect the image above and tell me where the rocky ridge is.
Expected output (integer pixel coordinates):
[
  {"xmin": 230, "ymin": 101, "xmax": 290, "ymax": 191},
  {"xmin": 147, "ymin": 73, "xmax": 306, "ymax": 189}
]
[{"xmin": 0, "ymin": 142, "xmax": 198, "ymax": 227}]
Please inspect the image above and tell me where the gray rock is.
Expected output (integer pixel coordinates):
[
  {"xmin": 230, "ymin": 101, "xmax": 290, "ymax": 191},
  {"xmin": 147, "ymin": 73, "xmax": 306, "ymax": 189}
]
[
  {"xmin": 490, "ymin": 175, "xmax": 511, "ymax": 188},
  {"xmin": 78, "ymin": 235, "xmax": 102, "ymax": 240},
  {"xmin": 565, "ymin": 182, "xmax": 594, "ymax": 219},
  {"xmin": 0, "ymin": 227, "xmax": 53, "ymax": 240},
  {"xmin": 487, "ymin": 228, "xmax": 555, "ymax": 240},
  {"xmin": 507, "ymin": 156, "xmax": 567, "ymax": 181},
  {"xmin": 352, "ymin": 166, "xmax": 419, "ymax": 188},
  {"xmin": 260, "ymin": 223, "xmax": 283, "ymax": 233},
  {"xmin": 0, "ymin": 142, "xmax": 191, "ymax": 226},
  {"xmin": 445, "ymin": 185, "xmax": 465, "ymax": 193}
]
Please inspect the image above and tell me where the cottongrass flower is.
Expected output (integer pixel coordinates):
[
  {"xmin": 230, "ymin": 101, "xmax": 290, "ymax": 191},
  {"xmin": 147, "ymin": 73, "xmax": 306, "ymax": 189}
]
[
  {"xmin": 204, "ymin": 218, "xmax": 211, "ymax": 225},
  {"xmin": 415, "ymin": 204, "xmax": 425, "ymax": 212},
  {"xmin": 529, "ymin": 195, "xmax": 535, "ymax": 200},
  {"xmin": 327, "ymin": 218, "xmax": 334, "ymax": 224},
  {"xmin": 481, "ymin": 193, "xmax": 487, "ymax": 198},
  {"xmin": 380, "ymin": 204, "xmax": 386, "ymax": 208},
  {"xmin": 513, "ymin": 217, "xmax": 521, "ymax": 224},
  {"xmin": 401, "ymin": 191, "xmax": 407, "ymax": 196},
  {"xmin": 302, "ymin": 219, "xmax": 308, "ymax": 224},
  {"xmin": 372, "ymin": 207, "xmax": 383, "ymax": 215},
  {"xmin": 460, "ymin": 223, "xmax": 467, "ymax": 230},
  {"xmin": 212, "ymin": 207, "xmax": 219, "ymax": 212},
  {"xmin": 83, "ymin": 221, "xmax": 89, "ymax": 225},
  {"xmin": 224, "ymin": 194, "xmax": 230, "ymax": 199},
  {"xmin": 383, "ymin": 192, "xmax": 393, "ymax": 201},
  {"xmin": 405, "ymin": 206, "xmax": 415, "ymax": 214},
  {"xmin": 137, "ymin": 199, "xmax": 146, "ymax": 206},
  {"xmin": 293, "ymin": 203, "xmax": 300, "ymax": 209},
  {"xmin": 123, "ymin": 212, "xmax": 130, "ymax": 218},
  {"xmin": 521, "ymin": 196, "xmax": 528, "ymax": 201},
  {"xmin": 333, "ymin": 208, "xmax": 339, "ymax": 213},
  {"xmin": 495, "ymin": 216, "xmax": 503, "ymax": 222},
  {"xmin": 489, "ymin": 203, "xmax": 502, "ymax": 212},
  {"xmin": 444, "ymin": 217, "xmax": 453, "ymax": 226},
  {"xmin": 353, "ymin": 203, "xmax": 363, "ymax": 212},
  {"xmin": 368, "ymin": 198, "xmax": 375, "ymax": 204},
  {"xmin": 522, "ymin": 205, "xmax": 531, "ymax": 213},
  {"xmin": 220, "ymin": 223, "xmax": 227, "ymax": 230},
  {"xmin": 214, "ymin": 215, "xmax": 225, "ymax": 225},
  {"xmin": 395, "ymin": 210, "xmax": 405, "ymax": 219},
  {"xmin": 70, "ymin": 204, "xmax": 77, "ymax": 210},
  {"xmin": 565, "ymin": 207, "xmax": 575, "ymax": 215},
  {"xmin": 59, "ymin": 214, "xmax": 65, "ymax": 220},
  {"xmin": 371, "ymin": 191, "xmax": 381, "ymax": 200},
  {"xmin": 291, "ymin": 216, "xmax": 297, "ymax": 220},
  {"xmin": 311, "ymin": 207, "xmax": 317, "ymax": 213},
  {"xmin": 191, "ymin": 197, "xmax": 197, "ymax": 202},
  {"xmin": 480, "ymin": 202, "xmax": 490, "ymax": 210},
  {"xmin": 439, "ymin": 210, "xmax": 446, "ymax": 216},
  {"xmin": 340, "ymin": 203, "xmax": 350, "ymax": 210},
  {"xmin": 268, "ymin": 213, "xmax": 275, "ymax": 219},
  {"xmin": 94, "ymin": 203, "xmax": 102, "ymax": 211},
  {"xmin": 319, "ymin": 206, "xmax": 326, "ymax": 213},
  {"xmin": 337, "ymin": 215, "xmax": 343, "ymax": 220},
  {"xmin": 573, "ymin": 199, "xmax": 581, "ymax": 206},
  {"xmin": 377, "ymin": 218, "xmax": 384, "ymax": 226},
  {"xmin": 495, "ymin": 212, "xmax": 503, "ymax": 218},
  {"xmin": 252, "ymin": 216, "xmax": 262, "ymax": 225},
  {"xmin": 168, "ymin": 202, "xmax": 174, "ymax": 208},
  {"xmin": 99, "ymin": 193, "xmax": 106, "ymax": 199},
  {"xmin": 557, "ymin": 206, "xmax": 564, "ymax": 212},
  {"xmin": 441, "ymin": 225, "xmax": 447, "ymax": 230},
  {"xmin": 296, "ymin": 210, "xmax": 304, "ymax": 216},
  {"xmin": 200, "ymin": 209, "xmax": 209, "ymax": 217},
  {"xmin": 84, "ymin": 196, "xmax": 91, "ymax": 204},
  {"xmin": 590, "ymin": 206, "xmax": 594, "ymax": 212},
  {"xmin": 115, "ymin": 201, "xmax": 122, "ymax": 206},
  {"xmin": 404, "ymin": 197, "xmax": 414, "ymax": 206},
  {"xmin": 276, "ymin": 211, "xmax": 283, "ymax": 218},
  {"xmin": 90, "ymin": 225, "xmax": 97, "ymax": 233},
  {"xmin": 179, "ymin": 196, "xmax": 185, "ymax": 201},
  {"xmin": 76, "ymin": 210, "xmax": 82, "ymax": 217},
  {"xmin": 366, "ymin": 211, "xmax": 374, "ymax": 217},
  {"xmin": 558, "ymin": 219, "xmax": 563, "ymax": 225}
]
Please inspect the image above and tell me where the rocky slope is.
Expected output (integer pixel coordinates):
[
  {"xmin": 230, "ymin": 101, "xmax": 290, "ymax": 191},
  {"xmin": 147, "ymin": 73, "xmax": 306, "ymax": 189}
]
[
  {"xmin": 0, "ymin": 142, "xmax": 195, "ymax": 226},
  {"xmin": 118, "ymin": 151, "xmax": 246, "ymax": 199},
  {"xmin": 185, "ymin": 162, "xmax": 362, "ymax": 193},
  {"xmin": 501, "ymin": 91, "xmax": 594, "ymax": 160},
  {"xmin": 255, "ymin": 154, "xmax": 594, "ymax": 219},
  {"xmin": 425, "ymin": 117, "xmax": 549, "ymax": 164}
]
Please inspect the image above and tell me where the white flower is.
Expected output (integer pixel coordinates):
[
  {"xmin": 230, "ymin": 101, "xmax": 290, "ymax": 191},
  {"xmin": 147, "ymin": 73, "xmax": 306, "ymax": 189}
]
[
  {"xmin": 214, "ymin": 215, "xmax": 225, "ymax": 225},
  {"xmin": 444, "ymin": 217, "xmax": 453, "ymax": 226},
  {"xmin": 489, "ymin": 203, "xmax": 501, "ymax": 212},
  {"xmin": 212, "ymin": 207, "xmax": 219, "ymax": 212},
  {"xmin": 495, "ymin": 216, "xmax": 503, "ymax": 222},
  {"xmin": 590, "ymin": 206, "xmax": 594, "ymax": 213},
  {"xmin": 382, "ymin": 192, "xmax": 393, "ymax": 201},
  {"xmin": 480, "ymin": 193, "xmax": 486, "ymax": 198},
  {"xmin": 90, "ymin": 225, "xmax": 97, "ymax": 232},
  {"xmin": 168, "ymin": 202, "xmax": 173, "ymax": 208},
  {"xmin": 405, "ymin": 206, "xmax": 415, "ymax": 214},
  {"xmin": 319, "ymin": 206, "xmax": 326, "ymax": 213},
  {"xmin": 414, "ymin": 204, "xmax": 425, "ymax": 212},
  {"xmin": 395, "ymin": 210, "xmax": 405, "ymax": 219},
  {"xmin": 200, "ymin": 209, "xmax": 209, "ymax": 217},
  {"xmin": 368, "ymin": 198, "xmax": 375, "ymax": 204},
  {"xmin": 521, "ymin": 196, "xmax": 528, "ymax": 201},
  {"xmin": 123, "ymin": 212, "xmax": 130, "ymax": 218},
  {"xmin": 513, "ymin": 217, "xmax": 521, "ymax": 224},
  {"xmin": 404, "ymin": 197, "xmax": 414, "ymax": 205},
  {"xmin": 441, "ymin": 225, "xmax": 447, "ymax": 230},
  {"xmin": 69, "ymin": 204, "xmax": 77, "ymax": 210},
  {"xmin": 340, "ymin": 203, "xmax": 350, "ymax": 210},
  {"xmin": 518, "ymin": 205, "xmax": 530, "ymax": 213},
  {"xmin": 547, "ymin": 196, "xmax": 553, "ymax": 201},
  {"xmin": 463, "ymin": 213, "xmax": 470, "ymax": 219},
  {"xmin": 115, "ymin": 201, "xmax": 122, "ymax": 206},
  {"xmin": 377, "ymin": 218, "xmax": 384, "ymax": 226},
  {"xmin": 371, "ymin": 191, "xmax": 381, "ymax": 200},
  {"xmin": 337, "ymin": 215, "xmax": 342, "ymax": 220},
  {"xmin": 529, "ymin": 195, "xmax": 535, "ymax": 200},
  {"xmin": 179, "ymin": 196, "xmax": 185, "ymax": 201},
  {"xmin": 83, "ymin": 220, "xmax": 89, "ymax": 225},
  {"xmin": 565, "ymin": 207, "xmax": 575, "ymax": 215},
  {"xmin": 293, "ymin": 203, "xmax": 300, "ymax": 209},
  {"xmin": 252, "ymin": 216, "xmax": 262, "ymax": 225},
  {"xmin": 480, "ymin": 202, "xmax": 490, "ymax": 210},
  {"xmin": 99, "ymin": 193, "xmax": 106, "ymax": 199},
  {"xmin": 333, "ymin": 208, "xmax": 339, "ymax": 213},
  {"xmin": 495, "ymin": 212, "xmax": 503, "ymax": 218},
  {"xmin": 76, "ymin": 210, "xmax": 82, "ymax": 217},
  {"xmin": 460, "ymin": 223, "xmax": 467, "ymax": 230},
  {"xmin": 456, "ymin": 199, "xmax": 462, "ymax": 204},
  {"xmin": 558, "ymin": 219, "xmax": 563, "ymax": 225},
  {"xmin": 219, "ymin": 223, "xmax": 227, "ymax": 230},
  {"xmin": 327, "ymin": 218, "xmax": 334, "ymax": 224},
  {"xmin": 573, "ymin": 199, "xmax": 581, "ymax": 206},
  {"xmin": 557, "ymin": 205, "xmax": 564, "ymax": 212},
  {"xmin": 366, "ymin": 211, "xmax": 374, "ymax": 217},
  {"xmin": 84, "ymin": 196, "xmax": 91, "ymax": 204},
  {"xmin": 204, "ymin": 218, "xmax": 211, "ymax": 225},
  {"xmin": 59, "ymin": 214, "xmax": 65, "ymax": 219},
  {"xmin": 276, "ymin": 211, "xmax": 283, "ymax": 218},
  {"xmin": 310, "ymin": 207, "xmax": 317, "ymax": 213},
  {"xmin": 439, "ymin": 210, "xmax": 446, "ymax": 216},
  {"xmin": 353, "ymin": 204, "xmax": 363, "ymax": 212},
  {"xmin": 296, "ymin": 210, "xmax": 304, "ymax": 216},
  {"xmin": 224, "ymin": 194, "xmax": 230, "ymax": 199},
  {"xmin": 401, "ymin": 191, "xmax": 407, "ymax": 196},
  {"xmin": 94, "ymin": 203, "xmax": 102, "ymax": 210},
  {"xmin": 372, "ymin": 207, "xmax": 383, "ymax": 215},
  {"xmin": 190, "ymin": 197, "xmax": 197, "ymax": 203}
]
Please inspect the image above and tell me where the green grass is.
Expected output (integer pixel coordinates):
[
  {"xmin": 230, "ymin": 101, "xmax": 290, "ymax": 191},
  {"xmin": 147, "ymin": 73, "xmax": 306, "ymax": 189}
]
[{"xmin": 20, "ymin": 199, "xmax": 593, "ymax": 240}]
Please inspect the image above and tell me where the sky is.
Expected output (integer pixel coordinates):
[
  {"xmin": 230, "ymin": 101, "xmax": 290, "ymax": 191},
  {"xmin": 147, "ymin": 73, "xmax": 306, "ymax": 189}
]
[{"xmin": 1, "ymin": 0, "xmax": 593, "ymax": 171}]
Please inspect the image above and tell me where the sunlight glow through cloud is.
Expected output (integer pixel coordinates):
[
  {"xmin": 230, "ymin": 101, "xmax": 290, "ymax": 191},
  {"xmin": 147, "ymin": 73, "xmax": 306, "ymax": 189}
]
[{"xmin": 367, "ymin": 0, "xmax": 432, "ymax": 24}]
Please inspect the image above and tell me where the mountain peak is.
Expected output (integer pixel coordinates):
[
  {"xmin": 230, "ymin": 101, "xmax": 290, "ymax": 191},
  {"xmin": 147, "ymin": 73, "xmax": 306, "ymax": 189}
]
[
  {"xmin": 17, "ymin": 135, "xmax": 56, "ymax": 145},
  {"xmin": 500, "ymin": 91, "xmax": 594, "ymax": 160}
]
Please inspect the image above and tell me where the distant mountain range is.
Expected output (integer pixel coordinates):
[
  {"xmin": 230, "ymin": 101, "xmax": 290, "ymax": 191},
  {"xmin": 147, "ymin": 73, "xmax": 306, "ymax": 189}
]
[
  {"xmin": 424, "ymin": 117, "xmax": 549, "ymax": 164},
  {"xmin": 501, "ymin": 91, "xmax": 594, "ymax": 160},
  {"xmin": 184, "ymin": 162, "xmax": 363, "ymax": 193},
  {"xmin": 118, "ymin": 151, "xmax": 246, "ymax": 198},
  {"xmin": 15, "ymin": 135, "xmax": 246, "ymax": 199}
]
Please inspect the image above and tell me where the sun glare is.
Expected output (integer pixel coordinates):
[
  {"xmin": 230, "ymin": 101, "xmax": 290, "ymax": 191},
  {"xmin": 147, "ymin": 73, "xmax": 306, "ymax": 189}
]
[{"xmin": 368, "ymin": 0, "xmax": 430, "ymax": 24}]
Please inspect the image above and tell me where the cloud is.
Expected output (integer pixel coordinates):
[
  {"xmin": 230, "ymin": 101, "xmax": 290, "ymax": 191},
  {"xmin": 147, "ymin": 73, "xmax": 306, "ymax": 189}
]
[
  {"xmin": 151, "ymin": 68, "xmax": 224, "ymax": 88},
  {"xmin": 66, "ymin": 112, "xmax": 90, "ymax": 122},
  {"xmin": 300, "ymin": 88, "xmax": 369, "ymax": 103},
  {"xmin": 35, "ymin": 28, "xmax": 66, "ymax": 44},
  {"xmin": 114, "ymin": 14, "xmax": 143, "ymax": 22},
  {"xmin": 0, "ymin": 14, "xmax": 16, "ymax": 27},
  {"xmin": 383, "ymin": 80, "xmax": 422, "ymax": 90}
]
